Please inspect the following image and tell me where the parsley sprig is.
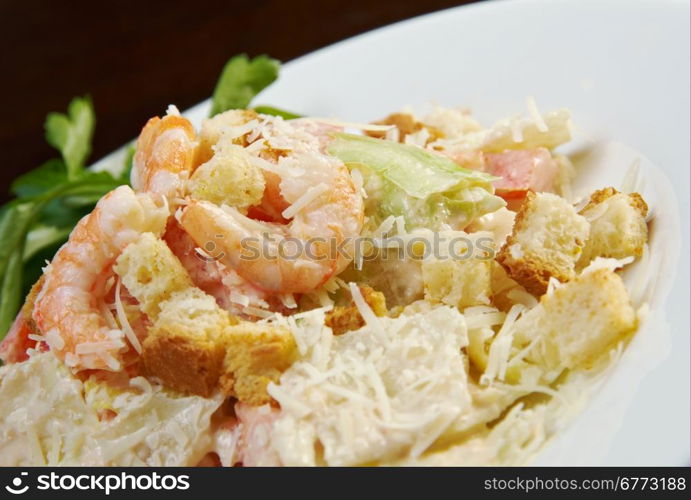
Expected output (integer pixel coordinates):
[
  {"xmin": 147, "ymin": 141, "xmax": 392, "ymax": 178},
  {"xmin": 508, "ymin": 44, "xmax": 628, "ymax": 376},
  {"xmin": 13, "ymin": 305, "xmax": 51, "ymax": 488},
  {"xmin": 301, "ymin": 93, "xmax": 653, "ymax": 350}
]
[
  {"xmin": 211, "ymin": 54, "xmax": 300, "ymax": 119},
  {"xmin": 0, "ymin": 97, "xmax": 126, "ymax": 335}
]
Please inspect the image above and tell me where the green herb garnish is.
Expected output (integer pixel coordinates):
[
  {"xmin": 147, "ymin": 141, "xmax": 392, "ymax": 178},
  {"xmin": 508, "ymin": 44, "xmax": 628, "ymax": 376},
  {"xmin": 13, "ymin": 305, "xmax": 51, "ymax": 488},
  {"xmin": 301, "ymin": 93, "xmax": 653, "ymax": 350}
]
[
  {"xmin": 210, "ymin": 54, "xmax": 280, "ymax": 116},
  {"xmin": 0, "ymin": 97, "xmax": 124, "ymax": 337},
  {"xmin": 45, "ymin": 96, "xmax": 95, "ymax": 180}
]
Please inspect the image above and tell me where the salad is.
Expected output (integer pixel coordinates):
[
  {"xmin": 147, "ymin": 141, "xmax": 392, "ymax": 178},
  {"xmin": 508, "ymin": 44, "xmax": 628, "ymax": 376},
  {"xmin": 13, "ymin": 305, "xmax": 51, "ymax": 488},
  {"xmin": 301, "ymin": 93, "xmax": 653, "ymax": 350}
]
[{"xmin": 0, "ymin": 55, "xmax": 650, "ymax": 466}]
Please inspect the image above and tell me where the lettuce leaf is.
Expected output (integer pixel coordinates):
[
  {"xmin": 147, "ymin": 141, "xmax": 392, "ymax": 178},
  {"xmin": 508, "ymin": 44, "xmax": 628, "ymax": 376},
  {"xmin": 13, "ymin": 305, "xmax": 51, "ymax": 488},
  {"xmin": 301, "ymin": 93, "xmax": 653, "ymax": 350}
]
[
  {"xmin": 328, "ymin": 133, "xmax": 504, "ymax": 229},
  {"xmin": 329, "ymin": 133, "xmax": 495, "ymax": 198}
]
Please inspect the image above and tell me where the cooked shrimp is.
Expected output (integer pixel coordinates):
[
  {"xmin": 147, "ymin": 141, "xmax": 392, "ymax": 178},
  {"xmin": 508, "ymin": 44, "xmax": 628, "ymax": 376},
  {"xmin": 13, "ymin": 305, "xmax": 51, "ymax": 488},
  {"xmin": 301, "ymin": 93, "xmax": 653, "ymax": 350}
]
[
  {"xmin": 131, "ymin": 114, "xmax": 198, "ymax": 199},
  {"xmin": 33, "ymin": 186, "xmax": 169, "ymax": 371},
  {"xmin": 162, "ymin": 219, "xmax": 279, "ymax": 317},
  {"xmin": 247, "ymin": 170, "xmax": 291, "ymax": 223},
  {"xmin": 180, "ymin": 150, "xmax": 364, "ymax": 294}
]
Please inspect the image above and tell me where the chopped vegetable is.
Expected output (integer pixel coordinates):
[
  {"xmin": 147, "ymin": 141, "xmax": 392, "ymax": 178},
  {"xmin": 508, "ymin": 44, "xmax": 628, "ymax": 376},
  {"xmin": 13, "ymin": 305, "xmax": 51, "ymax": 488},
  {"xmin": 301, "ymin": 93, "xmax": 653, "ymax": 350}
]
[
  {"xmin": 328, "ymin": 133, "xmax": 504, "ymax": 229},
  {"xmin": 330, "ymin": 133, "xmax": 495, "ymax": 198}
]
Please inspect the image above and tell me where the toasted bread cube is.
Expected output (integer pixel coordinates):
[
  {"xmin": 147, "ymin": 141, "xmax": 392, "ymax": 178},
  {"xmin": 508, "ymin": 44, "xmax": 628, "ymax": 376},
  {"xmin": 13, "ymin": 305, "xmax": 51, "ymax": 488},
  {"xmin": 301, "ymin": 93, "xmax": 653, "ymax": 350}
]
[
  {"xmin": 197, "ymin": 109, "xmax": 258, "ymax": 163},
  {"xmin": 488, "ymin": 261, "xmax": 539, "ymax": 313},
  {"xmin": 113, "ymin": 233, "xmax": 193, "ymax": 319},
  {"xmin": 368, "ymin": 112, "xmax": 444, "ymax": 143},
  {"xmin": 422, "ymin": 231, "xmax": 494, "ymax": 310},
  {"xmin": 142, "ymin": 288, "xmax": 235, "ymax": 397},
  {"xmin": 325, "ymin": 285, "xmax": 387, "ymax": 335},
  {"xmin": 219, "ymin": 322, "xmax": 298, "ymax": 406},
  {"xmin": 578, "ymin": 187, "xmax": 648, "ymax": 267},
  {"xmin": 422, "ymin": 258, "xmax": 492, "ymax": 310},
  {"xmin": 497, "ymin": 192, "xmax": 590, "ymax": 295},
  {"xmin": 189, "ymin": 143, "xmax": 265, "ymax": 214},
  {"xmin": 421, "ymin": 231, "xmax": 494, "ymax": 310},
  {"xmin": 512, "ymin": 267, "xmax": 637, "ymax": 371}
]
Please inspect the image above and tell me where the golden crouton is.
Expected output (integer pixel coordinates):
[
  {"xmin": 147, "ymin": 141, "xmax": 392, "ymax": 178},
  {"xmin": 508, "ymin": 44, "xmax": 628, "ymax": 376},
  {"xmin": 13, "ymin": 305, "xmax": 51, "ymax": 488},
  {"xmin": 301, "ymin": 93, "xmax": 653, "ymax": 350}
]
[
  {"xmin": 113, "ymin": 233, "xmax": 193, "ymax": 319},
  {"xmin": 219, "ymin": 322, "xmax": 298, "ymax": 406},
  {"xmin": 488, "ymin": 262, "xmax": 535, "ymax": 312},
  {"xmin": 325, "ymin": 285, "xmax": 387, "ymax": 335},
  {"xmin": 115, "ymin": 232, "xmax": 297, "ymax": 402},
  {"xmin": 578, "ymin": 187, "xmax": 648, "ymax": 268},
  {"xmin": 142, "ymin": 288, "xmax": 235, "ymax": 397},
  {"xmin": 497, "ymin": 192, "xmax": 590, "ymax": 296},
  {"xmin": 421, "ymin": 234, "xmax": 494, "ymax": 310},
  {"xmin": 422, "ymin": 258, "xmax": 492, "ymax": 309},
  {"xmin": 368, "ymin": 113, "xmax": 444, "ymax": 143},
  {"xmin": 189, "ymin": 143, "xmax": 265, "ymax": 214},
  {"xmin": 197, "ymin": 109, "xmax": 258, "ymax": 164},
  {"xmin": 512, "ymin": 267, "xmax": 638, "ymax": 371}
]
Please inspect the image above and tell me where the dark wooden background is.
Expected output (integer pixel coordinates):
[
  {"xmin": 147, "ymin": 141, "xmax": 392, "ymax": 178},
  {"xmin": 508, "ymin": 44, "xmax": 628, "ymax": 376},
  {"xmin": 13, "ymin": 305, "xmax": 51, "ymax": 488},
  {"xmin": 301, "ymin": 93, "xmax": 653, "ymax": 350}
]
[{"xmin": 0, "ymin": 0, "xmax": 480, "ymax": 202}]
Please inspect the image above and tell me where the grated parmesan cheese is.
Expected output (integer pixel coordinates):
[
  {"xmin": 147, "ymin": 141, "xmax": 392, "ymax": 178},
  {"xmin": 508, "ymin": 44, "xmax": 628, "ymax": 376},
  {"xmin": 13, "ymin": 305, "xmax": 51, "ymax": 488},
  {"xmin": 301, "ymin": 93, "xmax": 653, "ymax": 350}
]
[
  {"xmin": 404, "ymin": 127, "xmax": 430, "ymax": 147},
  {"xmin": 510, "ymin": 117, "xmax": 524, "ymax": 143},
  {"xmin": 506, "ymin": 288, "xmax": 539, "ymax": 309},
  {"xmin": 582, "ymin": 256, "xmax": 634, "ymax": 274},
  {"xmin": 371, "ymin": 215, "xmax": 397, "ymax": 238},
  {"xmin": 44, "ymin": 328, "xmax": 65, "ymax": 351},
  {"xmin": 385, "ymin": 126, "xmax": 400, "ymax": 142},
  {"xmin": 267, "ymin": 305, "xmax": 471, "ymax": 466},
  {"xmin": 350, "ymin": 168, "xmax": 367, "ymax": 199},
  {"xmin": 279, "ymin": 293, "xmax": 298, "ymax": 309},
  {"xmin": 620, "ymin": 158, "xmax": 645, "ymax": 195},
  {"xmin": 481, "ymin": 304, "xmax": 525, "ymax": 385},
  {"xmin": 229, "ymin": 290, "xmax": 251, "ymax": 307},
  {"xmin": 526, "ymin": 96, "xmax": 548, "ymax": 132},
  {"xmin": 299, "ymin": 118, "xmax": 394, "ymax": 132},
  {"xmin": 115, "ymin": 279, "xmax": 142, "ymax": 354},
  {"xmin": 349, "ymin": 282, "xmax": 385, "ymax": 341},
  {"xmin": 281, "ymin": 183, "xmax": 329, "ymax": 219},
  {"xmin": 0, "ymin": 352, "xmax": 223, "ymax": 466}
]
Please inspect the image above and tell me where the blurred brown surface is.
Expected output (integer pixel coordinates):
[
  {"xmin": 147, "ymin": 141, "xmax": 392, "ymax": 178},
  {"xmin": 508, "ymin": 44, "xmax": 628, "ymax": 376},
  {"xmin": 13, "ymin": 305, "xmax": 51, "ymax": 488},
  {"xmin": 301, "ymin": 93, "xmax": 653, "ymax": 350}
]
[{"xmin": 0, "ymin": 0, "xmax": 480, "ymax": 201}]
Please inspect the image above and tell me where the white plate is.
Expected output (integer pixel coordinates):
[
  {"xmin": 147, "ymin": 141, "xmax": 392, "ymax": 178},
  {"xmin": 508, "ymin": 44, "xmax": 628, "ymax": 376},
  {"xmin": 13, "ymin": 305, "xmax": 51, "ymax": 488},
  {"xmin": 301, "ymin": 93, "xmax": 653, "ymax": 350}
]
[{"xmin": 96, "ymin": 0, "xmax": 690, "ymax": 465}]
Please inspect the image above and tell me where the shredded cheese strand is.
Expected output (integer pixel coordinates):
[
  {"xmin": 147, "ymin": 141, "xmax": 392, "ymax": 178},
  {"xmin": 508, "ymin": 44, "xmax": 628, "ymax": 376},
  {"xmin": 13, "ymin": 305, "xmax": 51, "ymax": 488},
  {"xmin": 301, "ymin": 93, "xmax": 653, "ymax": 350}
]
[{"xmin": 115, "ymin": 278, "xmax": 142, "ymax": 354}]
